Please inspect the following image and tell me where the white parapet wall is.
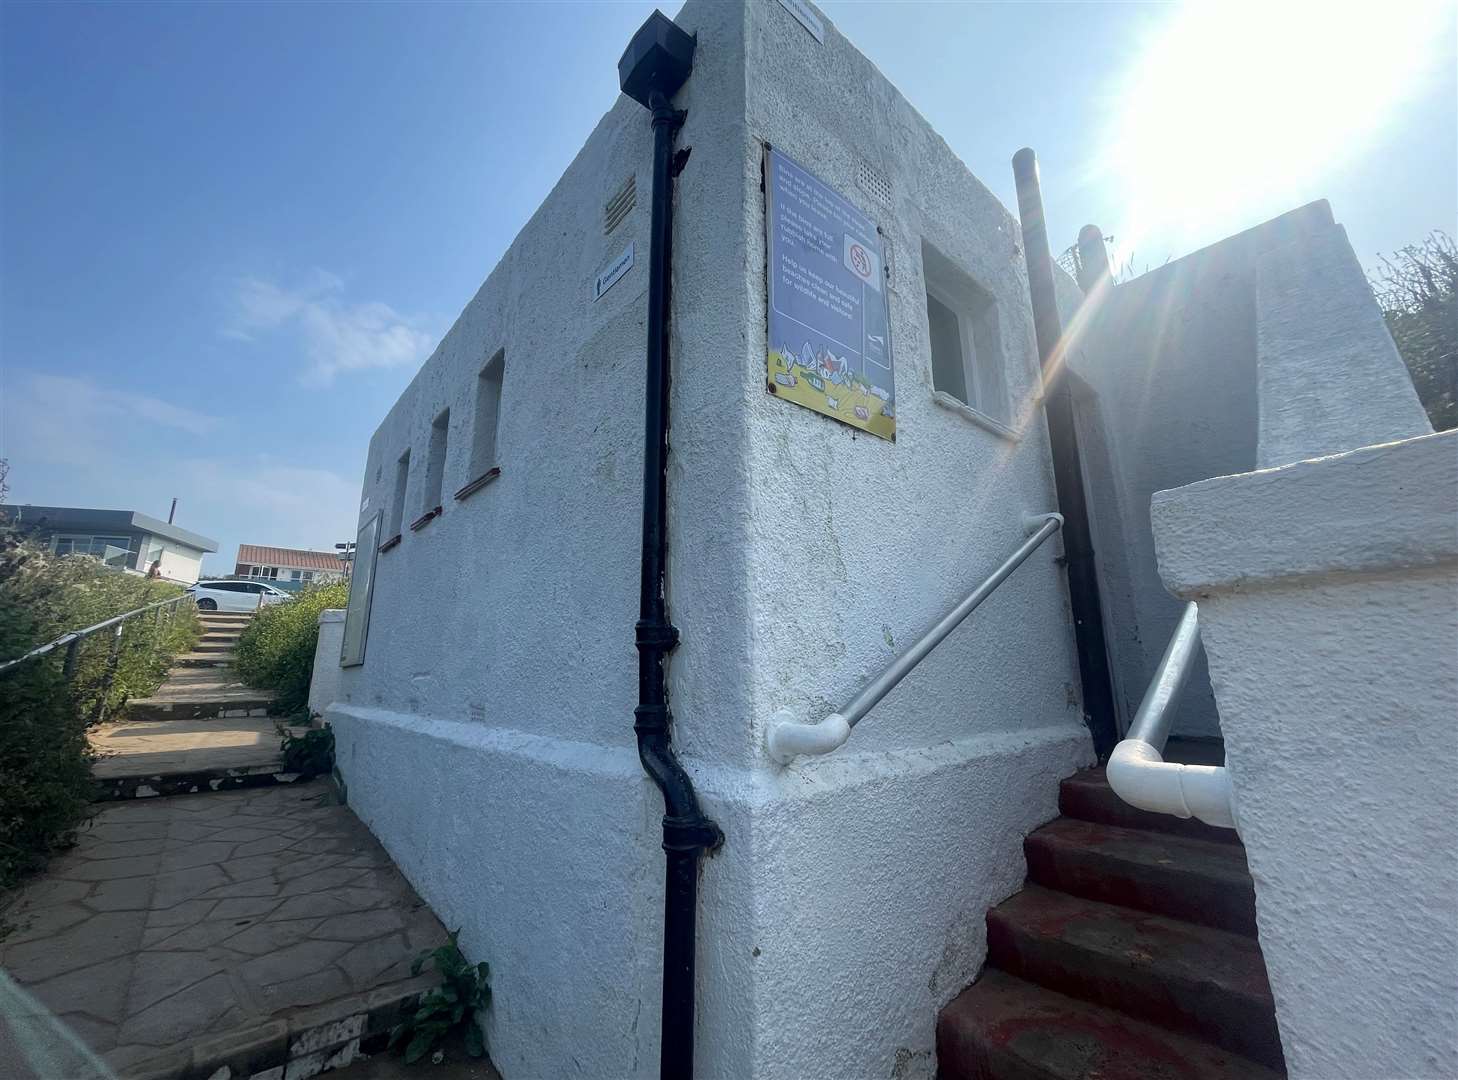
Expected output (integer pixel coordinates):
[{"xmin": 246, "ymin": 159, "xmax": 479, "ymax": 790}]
[
  {"xmin": 308, "ymin": 609, "xmax": 346, "ymax": 720},
  {"xmin": 326, "ymin": 2, "xmax": 1092, "ymax": 1077},
  {"xmin": 1151, "ymin": 430, "xmax": 1458, "ymax": 1080}
]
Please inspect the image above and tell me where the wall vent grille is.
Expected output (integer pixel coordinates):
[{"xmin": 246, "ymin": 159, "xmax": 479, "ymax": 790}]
[
  {"xmin": 857, "ymin": 162, "xmax": 892, "ymax": 207},
  {"xmin": 604, "ymin": 175, "xmax": 636, "ymax": 234}
]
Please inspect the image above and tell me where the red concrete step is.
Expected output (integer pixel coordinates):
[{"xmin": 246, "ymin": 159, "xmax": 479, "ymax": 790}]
[
  {"xmin": 1059, "ymin": 767, "xmax": 1241, "ymax": 846},
  {"xmin": 986, "ymin": 886, "xmax": 1282, "ymax": 1069},
  {"xmin": 938, "ymin": 969, "xmax": 1283, "ymax": 1080},
  {"xmin": 1025, "ymin": 818, "xmax": 1257, "ymax": 935}
]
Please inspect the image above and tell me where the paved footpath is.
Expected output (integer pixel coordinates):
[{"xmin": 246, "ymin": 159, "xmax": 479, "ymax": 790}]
[{"xmin": 0, "ymin": 781, "xmax": 446, "ymax": 1079}]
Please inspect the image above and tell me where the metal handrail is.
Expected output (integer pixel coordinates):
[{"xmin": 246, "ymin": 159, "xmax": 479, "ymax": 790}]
[
  {"xmin": 0, "ymin": 593, "xmax": 195, "ymax": 678},
  {"xmin": 766, "ymin": 512, "xmax": 1065, "ymax": 763},
  {"xmin": 1125, "ymin": 600, "xmax": 1201, "ymax": 749},
  {"xmin": 1106, "ymin": 601, "xmax": 1237, "ymax": 829}
]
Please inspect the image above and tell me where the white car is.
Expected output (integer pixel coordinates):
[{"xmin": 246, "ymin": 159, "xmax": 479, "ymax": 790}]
[{"xmin": 189, "ymin": 579, "xmax": 293, "ymax": 612}]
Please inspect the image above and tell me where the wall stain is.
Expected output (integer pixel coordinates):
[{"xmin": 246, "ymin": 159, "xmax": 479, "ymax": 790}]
[{"xmin": 891, "ymin": 1047, "xmax": 932, "ymax": 1080}]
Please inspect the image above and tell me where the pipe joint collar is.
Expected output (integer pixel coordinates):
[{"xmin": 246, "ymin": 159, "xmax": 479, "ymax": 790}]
[
  {"xmin": 633, "ymin": 702, "xmax": 670, "ymax": 736},
  {"xmin": 635, "ymin": 619, "xmax": 680, "ymax": 652},
  {"xmin": 662, "ymin": 813, "xmax": 724, "ymax": 854}
]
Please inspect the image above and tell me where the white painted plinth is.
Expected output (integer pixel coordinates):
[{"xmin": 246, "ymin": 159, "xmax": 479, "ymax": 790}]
[
  {"xmin": 1152, "ymin": 430, "xmax": 1458, "ymax": 1080},
  {"xmin": 307, "ymin": 609, "xmax": 346, "ymax": 720}
]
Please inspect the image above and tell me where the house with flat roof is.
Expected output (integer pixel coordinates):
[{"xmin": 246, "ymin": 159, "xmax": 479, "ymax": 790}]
[
  {"xmin": 0, "ymin": 504, "xmax": 217, "ymax": 584},
  {"xmin": 234, "ymin": 543, "xmax": 348, "ymax": 588}
]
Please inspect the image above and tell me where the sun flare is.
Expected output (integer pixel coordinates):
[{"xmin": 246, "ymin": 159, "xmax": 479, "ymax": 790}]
[{"xmin": 1104, "ymin": 0, "xmax": 1453, "ymax": 259}]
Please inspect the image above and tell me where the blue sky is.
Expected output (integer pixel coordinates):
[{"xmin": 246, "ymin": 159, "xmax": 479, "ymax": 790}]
[{"xmin": 3, "ymin": 0, "xmax": 1453, "ymax": 572}]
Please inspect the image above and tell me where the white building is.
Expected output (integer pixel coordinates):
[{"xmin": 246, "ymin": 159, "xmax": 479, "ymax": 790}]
[
  {"xmin": 314, "ymin": 3, "xmax": 1455, "ymax": 1078},
  {"xmin": 0, "ymin": 504, "xmax": 217, "ymax": 584},
  {"xmin": 234, "ymin": 543, "xmax": 347, "ymax": 588}
]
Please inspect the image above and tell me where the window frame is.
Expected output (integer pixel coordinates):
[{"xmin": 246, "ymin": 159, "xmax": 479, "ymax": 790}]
[{"xmin": 921, "ymin": 244, "xmax": 1018, "ymax": 441}]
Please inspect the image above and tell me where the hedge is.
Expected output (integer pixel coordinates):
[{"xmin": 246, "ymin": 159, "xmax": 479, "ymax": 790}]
[
  {"xmin": 233, "ymin": 579, "xmax": 350, "ymax": 716},
  {"xmin": 0, "ymin": 530, "xmax": 198, "ymax": 887}
]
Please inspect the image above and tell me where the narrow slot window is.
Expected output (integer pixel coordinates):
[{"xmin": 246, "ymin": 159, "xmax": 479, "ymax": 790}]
[
  {"xmin": 472, "ymin": 350, "xmax": 504, "ymax": 475},
  {"xmin": 457, "ymin": 349, "xmax": 505, "ymax": 501},
  {"xmin": 922, "ymin": 241, "xmax": 1010, "ymax": 427},
  {"xmin": 423, "ymin": 408, "xmax": 449, "ymax": 513},
  {"xmin": 387, "ymin": 448, "xmax": 410, "ymax": 539}
]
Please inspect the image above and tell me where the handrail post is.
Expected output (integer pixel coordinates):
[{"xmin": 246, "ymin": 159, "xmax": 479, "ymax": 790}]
[
  {"xmin": 62, "ymin": 638, "xmax": 80, "ymax": 683},
  {"xmin": 92, "ymin": 623, "xmax": 124, "ymax": 726}
]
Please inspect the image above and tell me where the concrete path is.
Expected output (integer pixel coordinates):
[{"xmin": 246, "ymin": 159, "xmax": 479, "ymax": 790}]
[{"xmin": 0, "ymin": 780, "xmax": 446, "ymax": 1079}]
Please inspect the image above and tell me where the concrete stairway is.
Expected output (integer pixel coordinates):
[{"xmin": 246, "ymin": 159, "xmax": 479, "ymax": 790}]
[
  {"xmin": 128, "ymin": 611, "xmax": 271, "ymax": 720},
  {"xmin": 92, "ymin": 611, "xmax": 295, "ymax": 801},
  {"xmin": 937, "ymin": 767, "xmax": 1286, "ymax": 1079}
]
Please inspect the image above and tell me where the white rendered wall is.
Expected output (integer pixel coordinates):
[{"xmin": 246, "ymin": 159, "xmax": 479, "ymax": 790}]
[
  {"xmin": 1065, "ymin": 202, "xmax": 1428, "ymax": 740},
  {"xmin": 327, "ymin": 2, "xmax": 1090, "ymax": 1078},
  {"xmin": 147, "ymin": 536, "xmax": 204, "ymax": 585},
  {"xmin": 308, "ymin": 609, "xmax": 345, "ymax": 720},
  {"xmin": 1150, "ymin": 431, "xmax": 1458, "ymax": 1080},
  {"xmin": 722, "ymin": 4, "xmax": 1090, "ymax": 1077}
]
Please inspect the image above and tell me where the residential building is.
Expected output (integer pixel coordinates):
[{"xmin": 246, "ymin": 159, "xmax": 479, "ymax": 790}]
[
  {"xmin": 308, "ymin": 4, "xmax": 1455, "ymax": 1078},
  {"xmin": 0, "ymin": 504, "xmax": 217, "ymax": 584},
  {"xmin": 233, "ymin": 544, "xmax": 347, "ymax": 588}
]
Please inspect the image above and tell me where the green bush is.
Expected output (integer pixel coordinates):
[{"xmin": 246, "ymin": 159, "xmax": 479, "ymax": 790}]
[
  {"xmin": 234, "ymin": 580, "xmax": 350, "ymax": 715},
  {"xmin": 0, "ymin": 529, "xmax": 199, "ymax": 887}
]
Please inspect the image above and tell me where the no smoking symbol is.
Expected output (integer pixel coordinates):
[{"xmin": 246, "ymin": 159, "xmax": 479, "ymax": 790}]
[{"xmin": 849, "ymin": 243, "xmax": 871, "ymax": 279}]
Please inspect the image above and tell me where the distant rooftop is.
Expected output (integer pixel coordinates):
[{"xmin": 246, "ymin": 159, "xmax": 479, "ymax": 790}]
[
  {"xmin": 1, "ymin": 505, "xmax": 218, "ymax": 553},
  {"xmin": 236, "ymin": 544, "xmax": 346, "ymax": 571}
]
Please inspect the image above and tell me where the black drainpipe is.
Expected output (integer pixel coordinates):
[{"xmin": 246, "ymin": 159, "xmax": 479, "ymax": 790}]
[
  {"xmin": 618, "ymin": 13, "xmax": 724, "ymax": 1080},
  {"xmin": 1012, "ymin": 147, "xmax": 1119, "ymax": 761}
]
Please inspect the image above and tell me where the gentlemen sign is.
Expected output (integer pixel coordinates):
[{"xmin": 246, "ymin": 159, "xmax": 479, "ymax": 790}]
[{"xmin": 764, "ymin": 148, "xmax": 895, "ymax": 440}]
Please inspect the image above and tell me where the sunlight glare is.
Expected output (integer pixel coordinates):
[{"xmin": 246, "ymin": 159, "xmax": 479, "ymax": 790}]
[{"xmin": 1105, "ymin": 0, "xmax": 1453, "ymax": 257}]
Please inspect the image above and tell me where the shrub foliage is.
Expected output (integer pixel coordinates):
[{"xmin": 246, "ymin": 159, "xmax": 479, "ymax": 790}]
[
  {"xmin": 0, "ymin": 527, "xmax": 198, "ymax": 886},
  {"xmin": 234, "ymin": 580, "xmax": 350, "ymax": 714},
  {"xmin": 1370, "ymin": 230, "xmax": 1457, "ymax": 431}
]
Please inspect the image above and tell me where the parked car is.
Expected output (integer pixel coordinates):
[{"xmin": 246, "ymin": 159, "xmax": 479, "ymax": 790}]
[{"xmin": 188, "ymin": 579, "xmax": 293, "ymax": 612}]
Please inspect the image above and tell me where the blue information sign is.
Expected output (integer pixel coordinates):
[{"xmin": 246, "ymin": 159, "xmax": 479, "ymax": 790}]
[{"xmin": 765, "ymin": 147, "xmax": 895, "ymax": 440}]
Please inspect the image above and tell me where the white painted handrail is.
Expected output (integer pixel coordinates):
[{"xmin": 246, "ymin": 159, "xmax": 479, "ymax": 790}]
[
  {"xmin": 1105, "ymin": 602, "xmax": 1237, "ymax": 830},
  {"xmin": 766, "ymin": 513, "xmax": 1064, "ymax": 764}
]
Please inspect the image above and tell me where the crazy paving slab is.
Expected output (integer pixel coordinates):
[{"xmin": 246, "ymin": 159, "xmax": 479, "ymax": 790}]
[{"xmin": 0, "ymin": 780, "xmax": 444, "ymax": 1079}]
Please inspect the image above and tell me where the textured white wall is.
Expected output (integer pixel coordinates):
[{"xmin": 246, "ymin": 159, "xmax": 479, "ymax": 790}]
[
  {"xmin": 1254, "ymin": 222, "xmax": 1432, "ymax": 467},
  {"xmin": 726, "ymin": 4, "xmax": 1090, "ymax": 1076},
  {"xmin": 308, "ymin": 609, "xmax": 345, "ymax": 719},
  {"xmin": 326, "ymin": 2, "xmax": 1090, "ymax": 1077},
  {"xmin": 1152, "ymin": 431, "xmax": 1458, "ymax": 1080},
  {"xmin": 1067, "ymin": 202, "xmax": 1430, "ymax": 740}
]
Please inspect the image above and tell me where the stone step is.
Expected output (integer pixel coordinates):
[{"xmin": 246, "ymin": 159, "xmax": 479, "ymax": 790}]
[
  {"xmin": 937, "ymin": 969, "xmax": 1283, "ymax": 1080},
  {"xmin": 1025, "ymin": 818, "xmax": 1257, "ymax": 935},
  {"xmin": 128, "ymin": 670, "xmax": 274, "ymax": 721},
  {"xmin": 985, "ymin": 885, "xmax": 1283, "ymax": 1069},
  {"xmin": 193, "ymin": 639, "xmax": 238, "ymax": 653},
  {"xmin": 1059, "ymin": 767, "xmax": 1242, "ymax": 845},
  {"xmin": 94, "ymin": 761, "xmax": 301, "ymax": 801},
  {"xmin": 91, "ymin": 718, "xmax": 308, "ymax": 801},
  {"xmin": 173, "ymin": 652, "xmax": 232, "ymax": 668}
]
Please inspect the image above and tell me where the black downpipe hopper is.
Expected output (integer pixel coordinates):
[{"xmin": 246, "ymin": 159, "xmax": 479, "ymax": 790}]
[
  {"xmin": 619, "ymin": 11, "xmax": 723, "ymax": 1080},
  {"xmin": 1012, "ymin": 148, "xmax": 1119, "ymax": 761}
]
